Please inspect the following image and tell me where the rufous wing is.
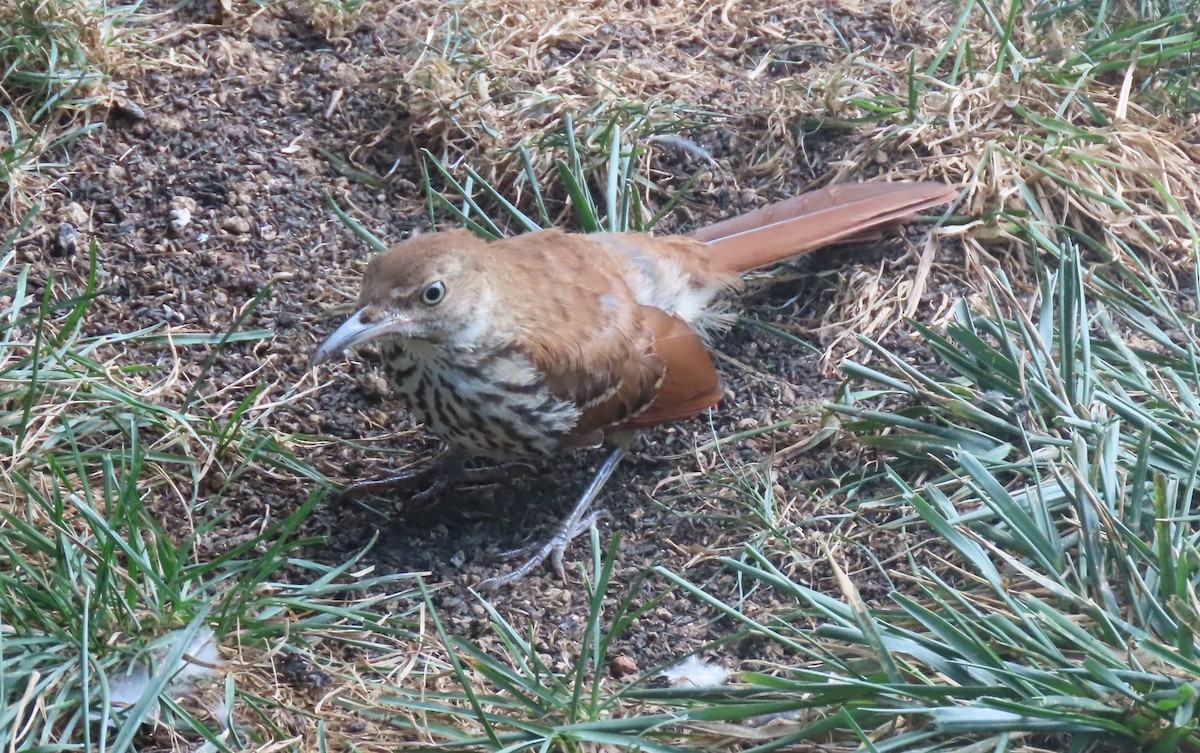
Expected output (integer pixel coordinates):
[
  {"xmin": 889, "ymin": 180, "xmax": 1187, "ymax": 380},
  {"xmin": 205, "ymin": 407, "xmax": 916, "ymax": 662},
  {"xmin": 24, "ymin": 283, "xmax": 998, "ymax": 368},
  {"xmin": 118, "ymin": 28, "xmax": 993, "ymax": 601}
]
[
  {"xmin": 562, "ymin": 349, "xmax": 666, "ymax": 446},
  {"xmin": 622, "ymin": 306, "xmax": 722, "ymax": 428},
  {"xmin": 530, "ymin": 303, "xmax": 721, "ymax": 445}
]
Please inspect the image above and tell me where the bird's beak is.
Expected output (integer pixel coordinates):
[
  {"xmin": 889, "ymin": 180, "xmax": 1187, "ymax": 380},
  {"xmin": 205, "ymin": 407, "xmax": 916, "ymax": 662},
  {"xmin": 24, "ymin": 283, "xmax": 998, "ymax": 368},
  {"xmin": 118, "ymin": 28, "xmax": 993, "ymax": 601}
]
[{"xmin": 311, "ymin": 307, "xmax": 409, "ymax": 367}]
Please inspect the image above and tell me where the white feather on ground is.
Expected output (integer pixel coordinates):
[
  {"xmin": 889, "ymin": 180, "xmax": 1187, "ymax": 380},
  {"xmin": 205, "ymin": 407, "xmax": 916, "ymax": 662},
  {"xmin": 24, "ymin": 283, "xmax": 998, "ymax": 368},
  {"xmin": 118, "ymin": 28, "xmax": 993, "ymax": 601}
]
[
  {"xmin": 659, "ymin": 656, "xmax": 729, "ymax": 688},
  {"xmin": 105, "ymin": 627, "xmax": 226, "ymax": 726}
]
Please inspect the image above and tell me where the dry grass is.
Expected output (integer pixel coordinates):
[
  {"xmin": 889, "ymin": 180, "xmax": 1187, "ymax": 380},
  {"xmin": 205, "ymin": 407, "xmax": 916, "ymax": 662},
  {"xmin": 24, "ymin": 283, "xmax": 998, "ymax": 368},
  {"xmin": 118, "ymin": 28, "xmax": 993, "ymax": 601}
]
[{"xmin": 395, "ymin": 0, "xmax": 944, "ymax": 177}]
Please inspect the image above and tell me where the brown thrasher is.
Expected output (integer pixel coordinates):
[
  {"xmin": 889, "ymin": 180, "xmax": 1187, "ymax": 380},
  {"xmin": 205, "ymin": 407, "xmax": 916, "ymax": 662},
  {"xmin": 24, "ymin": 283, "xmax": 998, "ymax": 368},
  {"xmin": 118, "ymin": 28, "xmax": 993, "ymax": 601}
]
[{"xmin": 313, "ymin": 181, "xmax": 955, "ymax": 587}]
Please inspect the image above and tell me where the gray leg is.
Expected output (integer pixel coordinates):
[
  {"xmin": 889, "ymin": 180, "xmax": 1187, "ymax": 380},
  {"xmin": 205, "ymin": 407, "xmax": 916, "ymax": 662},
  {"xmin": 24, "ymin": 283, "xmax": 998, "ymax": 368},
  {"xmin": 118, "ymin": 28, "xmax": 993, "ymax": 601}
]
[{"xmin": 480, "ymin": 442, "xmax": 631, "ymax": 589}]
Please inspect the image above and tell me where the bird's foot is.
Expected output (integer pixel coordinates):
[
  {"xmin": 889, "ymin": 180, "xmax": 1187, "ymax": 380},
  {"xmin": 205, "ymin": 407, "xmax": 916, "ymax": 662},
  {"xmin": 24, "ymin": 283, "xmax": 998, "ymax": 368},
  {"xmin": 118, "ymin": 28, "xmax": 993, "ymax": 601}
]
[
  {"xmin": 334, "ymin": 463, "xmax": 447, "ymax": 506},
  {"xmin": 478, "ymin": 442, "xmax": 631, "ymax": 589},
  {"xmin": 480, "ymin": 508, "xmax": 611, "ymax": 589},
  {"xmin": 334, "ymin": 448, "xmax": 515, "ymax": 507}
]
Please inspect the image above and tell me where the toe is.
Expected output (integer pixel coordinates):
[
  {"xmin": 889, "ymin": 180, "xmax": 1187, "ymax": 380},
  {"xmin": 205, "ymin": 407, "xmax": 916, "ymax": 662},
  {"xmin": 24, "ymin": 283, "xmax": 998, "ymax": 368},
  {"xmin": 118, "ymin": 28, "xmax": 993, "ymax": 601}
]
[{"xmin": 551, "ymin": 547, "xmax": 567, "ymax": 581}]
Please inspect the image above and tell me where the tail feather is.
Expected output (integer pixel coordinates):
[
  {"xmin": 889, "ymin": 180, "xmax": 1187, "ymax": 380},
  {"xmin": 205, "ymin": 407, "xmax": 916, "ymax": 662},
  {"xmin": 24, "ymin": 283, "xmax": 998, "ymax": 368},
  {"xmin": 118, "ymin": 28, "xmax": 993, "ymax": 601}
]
[{"xmin": 694, "ymin": 181, "xmax": 956, "ymax": 274}]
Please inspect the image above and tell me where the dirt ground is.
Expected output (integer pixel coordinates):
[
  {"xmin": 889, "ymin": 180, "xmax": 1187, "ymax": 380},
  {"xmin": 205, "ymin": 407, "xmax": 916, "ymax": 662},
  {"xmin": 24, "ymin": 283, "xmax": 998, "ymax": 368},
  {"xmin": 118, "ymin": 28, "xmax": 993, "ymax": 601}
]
[{"xmin": 17, "ymin": 0, "xmax": 967, "ymax": 688}]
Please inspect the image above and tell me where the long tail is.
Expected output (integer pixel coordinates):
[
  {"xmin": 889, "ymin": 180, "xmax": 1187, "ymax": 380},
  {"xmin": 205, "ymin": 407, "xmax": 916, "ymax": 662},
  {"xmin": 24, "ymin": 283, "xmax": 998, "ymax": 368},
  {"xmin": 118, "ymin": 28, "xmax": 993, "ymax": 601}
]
[{"xmin": 694, "ymin": 181, "xmax": 956, "ymax": 274}]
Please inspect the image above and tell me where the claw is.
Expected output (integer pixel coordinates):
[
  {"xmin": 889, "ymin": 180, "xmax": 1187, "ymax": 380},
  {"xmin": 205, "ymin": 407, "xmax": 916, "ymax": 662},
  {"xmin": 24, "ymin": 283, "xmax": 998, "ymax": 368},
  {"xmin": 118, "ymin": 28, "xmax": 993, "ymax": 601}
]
[{"xmin": 549, "ymin": 508, "xmax": 610, "ymax": 579}]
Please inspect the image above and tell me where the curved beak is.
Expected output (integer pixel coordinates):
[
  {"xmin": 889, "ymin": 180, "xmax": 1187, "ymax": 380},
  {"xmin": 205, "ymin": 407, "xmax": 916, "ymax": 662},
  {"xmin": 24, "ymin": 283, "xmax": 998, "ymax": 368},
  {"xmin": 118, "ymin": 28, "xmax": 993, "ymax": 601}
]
[{"xmin": 311, "ymin": 307, "xmax": 409, "ymax": 367}]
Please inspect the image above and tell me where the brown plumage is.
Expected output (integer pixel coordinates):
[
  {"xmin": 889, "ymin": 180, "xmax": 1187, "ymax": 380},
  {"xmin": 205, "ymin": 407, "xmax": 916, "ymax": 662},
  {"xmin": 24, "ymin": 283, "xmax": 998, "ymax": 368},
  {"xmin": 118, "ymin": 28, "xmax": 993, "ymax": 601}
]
[{"xmin": 313, "ymin": 180, "xmax": 956, "ymax": 586}]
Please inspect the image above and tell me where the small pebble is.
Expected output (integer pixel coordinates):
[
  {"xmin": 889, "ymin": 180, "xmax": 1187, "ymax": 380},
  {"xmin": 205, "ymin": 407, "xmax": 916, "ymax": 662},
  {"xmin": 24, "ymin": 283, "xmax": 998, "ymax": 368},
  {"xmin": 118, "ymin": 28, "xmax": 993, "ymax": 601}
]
[
  {"xmin": 221, "ymin": 217, "xmax": 251, "ymax": 234},
  {"xmin": 112, "ymin": 95, "xmax": 147, "ymax": 120},
  {"xmin": 169, "ymin": 206, "xmax": 192, "ymax": 234},
  {"xmin": 63, "ymin": 202, "xmax": 88, "ymax": 227},
  {"xmin": 609, "ymin": 655, "xmax": 638, "ymax": 678},
  {"xmin": 51, "ymin": 223, "xmax": 78, "ymax": 257}
]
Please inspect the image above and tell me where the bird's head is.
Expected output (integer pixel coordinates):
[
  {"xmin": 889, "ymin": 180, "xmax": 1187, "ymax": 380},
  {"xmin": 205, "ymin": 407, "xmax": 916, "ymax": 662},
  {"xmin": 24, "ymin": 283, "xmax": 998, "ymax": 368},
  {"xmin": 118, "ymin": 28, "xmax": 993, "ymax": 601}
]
[{"xmin": 311, "ymin": 229, "xmax": 490, "ymax": 366}]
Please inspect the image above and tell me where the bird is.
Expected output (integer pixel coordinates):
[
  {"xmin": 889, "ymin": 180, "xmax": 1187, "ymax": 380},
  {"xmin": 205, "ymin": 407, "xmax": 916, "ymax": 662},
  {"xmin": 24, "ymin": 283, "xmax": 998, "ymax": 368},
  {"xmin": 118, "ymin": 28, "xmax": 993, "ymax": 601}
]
[{"xmin": 312, "ymin": 180, "xmax": 956, "ymax": 588}]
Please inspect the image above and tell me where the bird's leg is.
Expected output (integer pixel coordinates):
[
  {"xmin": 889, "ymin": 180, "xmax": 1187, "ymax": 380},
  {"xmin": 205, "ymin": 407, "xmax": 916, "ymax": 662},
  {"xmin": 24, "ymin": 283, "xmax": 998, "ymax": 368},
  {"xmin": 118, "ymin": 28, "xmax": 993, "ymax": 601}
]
[
  {"xmin": 481, "ymin": 440, "xmax": 631, "ymax": 589},
  {"xmin": 334, "ymin": 445, "xmax": 484, "ymax": 505}
]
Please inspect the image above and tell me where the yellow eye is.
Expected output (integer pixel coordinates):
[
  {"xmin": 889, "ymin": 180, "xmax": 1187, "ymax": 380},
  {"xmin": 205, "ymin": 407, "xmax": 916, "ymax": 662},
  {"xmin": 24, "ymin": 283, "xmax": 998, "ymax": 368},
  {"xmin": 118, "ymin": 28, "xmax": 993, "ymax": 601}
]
[{"xmin": 421, "ymin": 280, "xmax": 447, "ymax": 306}]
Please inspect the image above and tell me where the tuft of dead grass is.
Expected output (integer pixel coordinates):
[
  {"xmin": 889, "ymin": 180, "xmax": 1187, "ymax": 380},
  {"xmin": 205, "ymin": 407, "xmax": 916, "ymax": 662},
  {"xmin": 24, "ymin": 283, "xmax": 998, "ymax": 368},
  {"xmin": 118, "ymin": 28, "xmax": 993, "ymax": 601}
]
[{"xmin": 392, "ymin": 0, "xmax": 948, "ymax": 190}]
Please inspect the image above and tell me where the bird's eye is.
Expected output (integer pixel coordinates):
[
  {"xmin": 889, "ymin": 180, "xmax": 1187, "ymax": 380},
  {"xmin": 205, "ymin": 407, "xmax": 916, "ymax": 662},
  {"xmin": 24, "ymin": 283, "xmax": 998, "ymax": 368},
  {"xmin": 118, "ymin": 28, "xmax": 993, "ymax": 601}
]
[{"xmin": 420, "ymin": 280, "xmax": 447, "ymax": 306}]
